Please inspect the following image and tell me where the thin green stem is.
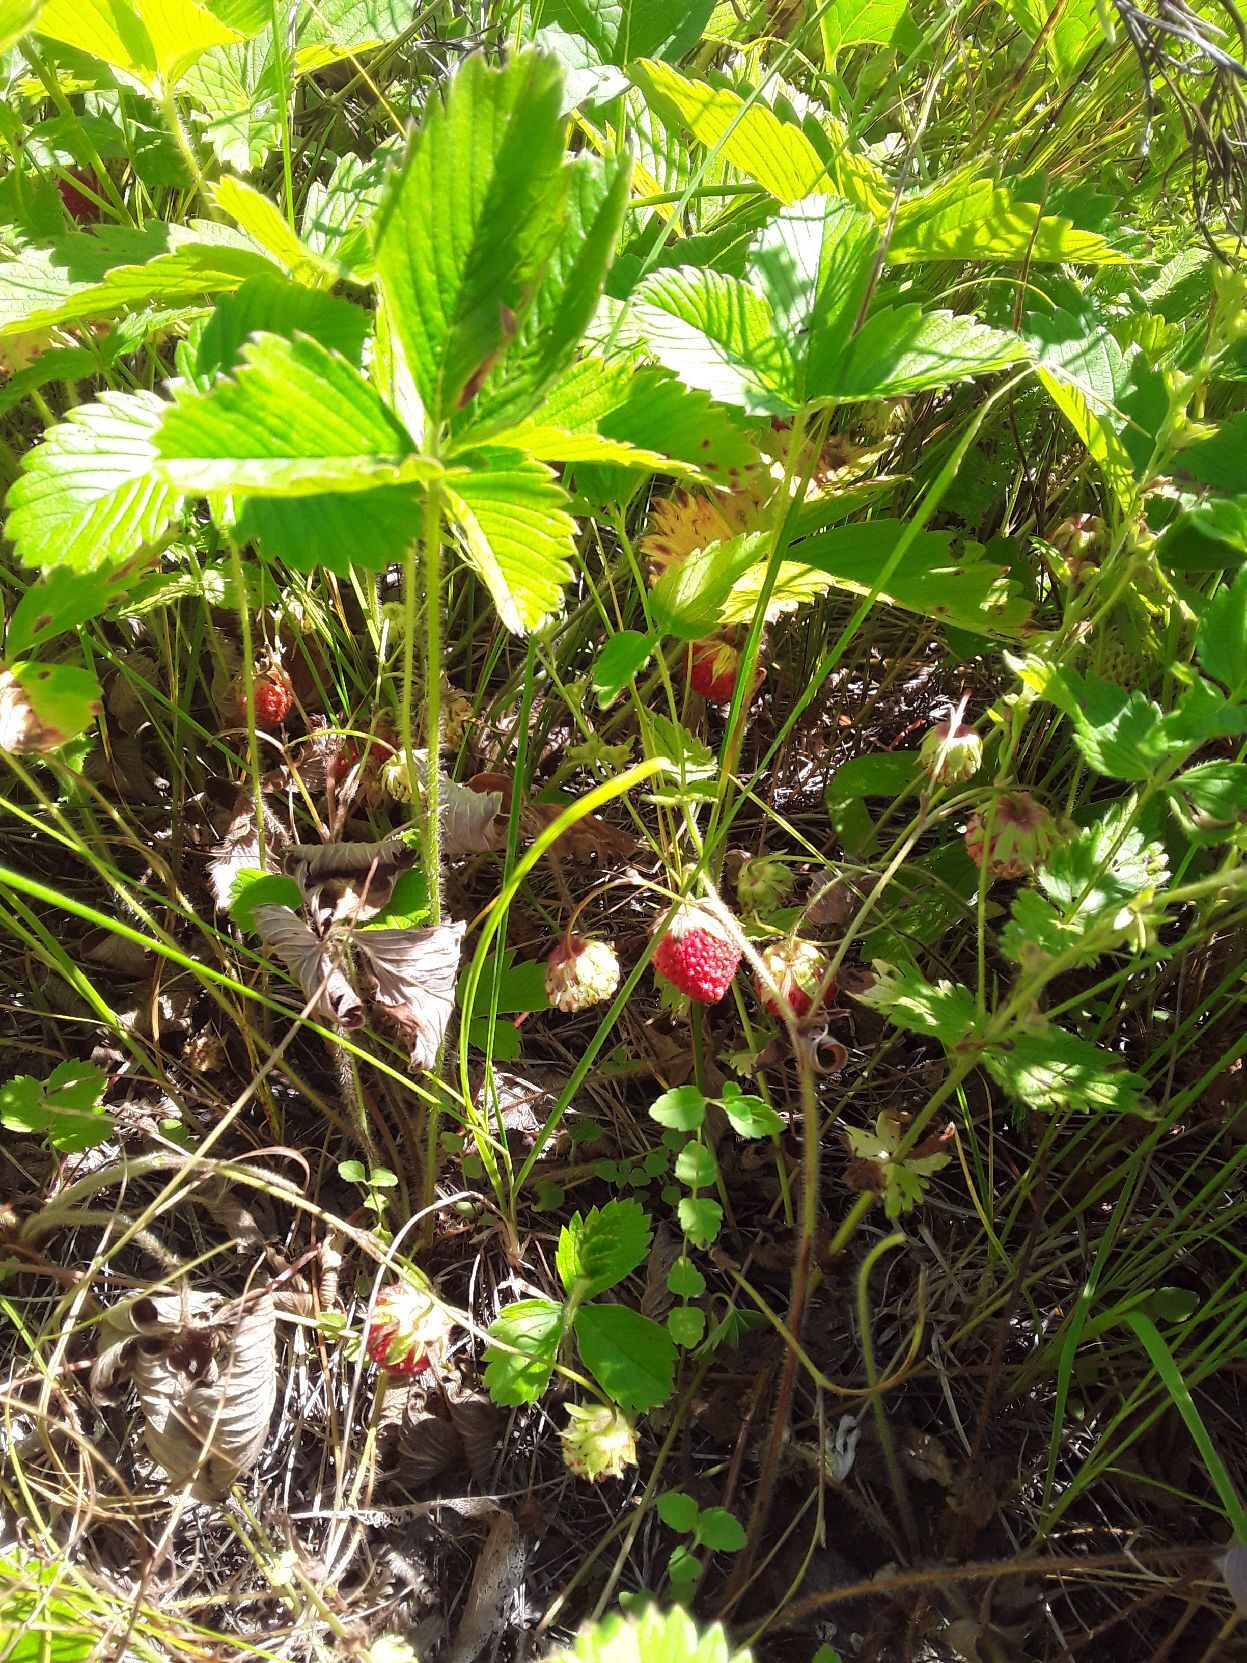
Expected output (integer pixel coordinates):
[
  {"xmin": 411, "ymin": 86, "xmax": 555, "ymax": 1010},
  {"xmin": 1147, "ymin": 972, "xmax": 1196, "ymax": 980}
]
[
  {"xmin": 228, "ymin": 537, "xmax": 266, "ymax": 868},
  {"xmin": 406, "ymin": 483, "xmax": 443, "ymax": 926},
  {"xmin": 158, "ymin": 86, "xmax": 213, "ymax": 213}
]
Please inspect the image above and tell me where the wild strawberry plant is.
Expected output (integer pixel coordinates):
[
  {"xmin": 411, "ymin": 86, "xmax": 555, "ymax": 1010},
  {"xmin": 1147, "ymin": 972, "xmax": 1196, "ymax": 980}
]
[{"xmin": 3, "ymin": 1, "xmax": 1247, "ymax": 1656}]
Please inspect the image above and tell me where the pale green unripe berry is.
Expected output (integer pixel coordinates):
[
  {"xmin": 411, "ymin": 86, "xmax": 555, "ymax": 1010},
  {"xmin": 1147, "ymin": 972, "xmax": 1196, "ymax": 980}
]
[
  {"xmin": 735, "ymin": 854, "xmax": 792, "ymax": 915},
  {"xmin": 560, "ymin": 1403, "xmax": 637, "ymax": 1481},
  {"xmin": 919, "ymin": 716, "xmax": 983, "ymax": 785}
]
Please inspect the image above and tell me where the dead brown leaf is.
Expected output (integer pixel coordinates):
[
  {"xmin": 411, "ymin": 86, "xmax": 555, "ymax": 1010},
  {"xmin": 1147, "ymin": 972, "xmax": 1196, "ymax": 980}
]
[
  {"xmin": 253, "ymin": 904, "xmax": 365, "ymax": 1029},
  {"xmin": 92, "ymin": 1285, "xmax": 277, "ymax": 1501},
  {"xmin": 356, "ymin": 920, "xmax": 465, "ymax": 1070},
  {"xmin": 448, "ymin": 1509, "xmax": 528, "ymax": 1663}
]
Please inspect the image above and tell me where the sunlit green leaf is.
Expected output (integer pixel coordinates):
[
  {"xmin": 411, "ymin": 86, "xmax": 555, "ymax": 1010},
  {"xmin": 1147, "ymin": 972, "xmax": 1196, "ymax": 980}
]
[
  {"xmin": 6, "ymin": 390, "xmax": 183, "ymax": 572},
  {"xmin": 573, "ymin": 1302, "xmax": 676, "ymax": 1410},
  {"xmin": 443, "ymin": 449, "xmax": 577, "ymax": 632},
  {"xmin": 483, "ymin": 1297, "xmax": 564, "ymax": 1404},
  {"xmin": 373, "ymin": 49, "xmax": 570, "ymax": 427},
  {"xmin": 556, "ymin": 1198, "xmax": 652, "ymax": 1299},
  {"xmin": 621, "ymin": 266, "xmax": 794, "ymax": 414}
]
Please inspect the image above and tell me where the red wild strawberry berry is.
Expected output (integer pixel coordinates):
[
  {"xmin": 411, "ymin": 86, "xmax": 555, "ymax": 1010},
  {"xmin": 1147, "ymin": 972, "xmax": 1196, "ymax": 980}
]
[
  {"xmin": 686, "ymin": 635, "xmax": 765, "ymax": 705},
  {"xmin": 652, "ymin": 903, "xmax": 742, "ymax": 1004},
  {"xmin": 237, "ymin": 666, "xmax": 294, "ymax": 729},
  {"xmin": 57, "ymin": 168, "xmax": 103, "ymax": 224},
  {"xmin": 364, "ymin": 1280, "xmax": 452, "ymax": 1376},
  {"xmin": 755, "ymin": 939, "xmax": 835, "ymax": 1019}
]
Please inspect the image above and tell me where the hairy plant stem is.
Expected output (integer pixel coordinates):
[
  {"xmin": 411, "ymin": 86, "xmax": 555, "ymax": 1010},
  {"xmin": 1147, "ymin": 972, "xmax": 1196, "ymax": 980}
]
[
  {"xmin": 268, "ymin": 0, "xmax": 296, "ymax": 226},
  {"xmin": 720, "ymin": 1042, "xmax": 820, "ymax": 1612},
  {"xmin": 228, "ymin": 537, "xmax": 266, "ymax": 869},
  {"xmin": 411, "ymin": 481, "xmax": 445, "ymax": 1235},
  {"xmin": 406, "ymin": 482, "xmax": 443, "ymax": 926},
  {"xmin": 158, "ymin": 86, "xmax": 214, "ymax": 215}
]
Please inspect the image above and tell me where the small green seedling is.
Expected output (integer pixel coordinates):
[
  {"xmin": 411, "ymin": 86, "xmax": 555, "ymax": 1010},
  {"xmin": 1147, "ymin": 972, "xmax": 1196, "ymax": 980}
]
[
  {"xmin": 655, "ymin": 1491, "xmax": 747, "ymax": 1598},
  {"xmin": 338, "ymin": 1159, "xmax": 399, "ymax": 1239},
  {"xmin": 484, "ymin": 1197, "xmax": 676, "ymax": 1413}
]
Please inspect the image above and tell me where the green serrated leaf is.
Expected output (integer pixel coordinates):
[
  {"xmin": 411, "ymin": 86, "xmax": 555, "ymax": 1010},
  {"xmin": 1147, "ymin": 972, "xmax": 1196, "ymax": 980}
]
[
  {"xmin": 810, "ymin": 304, "xmax": 1025, "ymax": 402},
  {"xmin": 891, "ymin": 175, "xmax": 1124, "ymax": 265},
  {"xmin": 463, "ymin": 149, "xmax": 632, "ymax": 434},
  {"xmin": 0, "ymin": 1060, "xmax": 109, "ymax": 1152},
  {"xmin": 677, "ymin": 1195, "xmax": 723, "ymax": 1246},
  {"xmin": 1038, "ymin": 807, "xmax": 1168, "ymax": 924},
  {"xmin": 372, "ymin": 49, "xmax": 570, "ymax": 427},
  {"xmin": 649, "ymin": 530, "xmax": 769, "ymax": 640},
  {"xmin": 720, "ymin": 1084, "xmax": 782, "ymax": 1139},
  {"xmin": 630, "ymin": 58, "xmax": 889, "ymax": 215},
  {"xmin": 592, "ymin": 630, "xmax": 656, "ymax": 706},
  {"xmin": 1, "ymin": 660, "xmax": 101, "ymax": 751},
  {"xmin": 1028, "ymin": 306, "xmax": 1165, "ymax": 505},
  {"xmin": 574, "ymin": 1302, "xmax": 676, "ymax": 1411},
  {"xmin": 646, "ymin": 712, "xmax": 718, "ymax": 798},
  {"xmin": 667, "ymin": 1544, "xmax": 702, "ymax": 1587},
  {"xmin": 621, "ymin": 266, "xmax": 794, "ymax": 414},
  {"xmin": 235, "ymin": 484, "xmax": 425, "ymax": 576},
  {"xmin": 443, "ymin": 449, "xmax": 577, "ymax": 633},
  {"xmin": 483, "ymin": 1297, "xmax": 564, "ymax": 1405},
  {"xmin": 0, "ymin": 0, "xmax": 41, "ymax": 54},
  {"xmin": 1000, "ymin": 890, "xmax": 1098, "ymax": 968},
  {"xmin": 157, "ymin": 331, "xmax": 432, "ymax": 496},
  {"xmin": 210, "ymin": 176, "xmax": 336, "ymax": 285},
  {"xmin": 1062, "ymin": 675, "xmax": 1176, "ymax": 781},
  {"xmin": 556, "ymin": 1198, "xmax": 652, "ymax": 1299},
  {"xmin": 856, "ymin": 962, "xmax": 979, "ymax": 1045},
  {"xmin": 983, "ymin": 1026, "xmax": 1149, "ymax": 1116},
  {"xmin": 6, "ymin": 391, "xmax": 183, "ymax": 573},
  {"xmin": 751, "ymin": 194, "xmax": 878, "ymax": 397},
  {"xmin": 6, "ymin": 567, "xmax": 133, "ymax": 656},
  {"xmin": 0, "ymin": 226, "xmax": 276, "ymax": 339},
  {"xmin": 649, "ymin": 1086, "xmax": 707, "ymax": 1131},
  {"xmin": 793, "ymin": 520, "xmax": 1029, "ymax": 638},
  {"xmin": 36, "ymin": 0, "xmax": 245, "ymax": 88},
  {"xmin": 597, "ymin": 367, "xmax": 760, "ymax": 486},
  {"xmin": 457, "ymin": 950, "xmax": 550, "ymax": 1016},
  {"xmin": 1197, "ymin": 568, "xmax": 1247, "ymax": 697},
  {"xmin": 1168, "ymin": 760, "xmax": 1247, "ymax": 829},
  {"xmin": 549, "ymin": 1605, "xmax": 748, "ymax": 1663}
]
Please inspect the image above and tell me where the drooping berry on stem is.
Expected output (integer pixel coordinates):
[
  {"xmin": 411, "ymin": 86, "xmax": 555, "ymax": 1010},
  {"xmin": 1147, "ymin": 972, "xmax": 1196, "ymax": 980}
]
[{"xmin": 652, "ymin": 903, "xmax": 742, "ymax": 1004}]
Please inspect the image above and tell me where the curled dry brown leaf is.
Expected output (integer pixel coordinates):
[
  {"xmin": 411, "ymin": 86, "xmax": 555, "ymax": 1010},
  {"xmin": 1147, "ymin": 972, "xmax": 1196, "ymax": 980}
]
[
  {"xmin": 448, "ymin": 1508, "xmax": 528, "ymax": 1663},
  {"xmin": 252, "ymin": 903, "xmax": 365, "ymax": 1029},
  {"xmin": 357, "ymin": 920, "xmax": 466, "ymax": 1070},
  {"xmin": 91, "ymin": 1285, "xmax": 277, "ymax": 1501},
  {"xmin": 288, "ymin": 836, "xmax": 417, "ymax": 924}
]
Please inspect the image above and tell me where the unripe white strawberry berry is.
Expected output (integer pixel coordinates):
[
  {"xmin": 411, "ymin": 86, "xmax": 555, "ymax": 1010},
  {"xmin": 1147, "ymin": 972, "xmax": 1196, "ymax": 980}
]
[
  {"xmin": 560, "ymin": 1402, "xmax": 637, "ymax": 1481},
  {"xmin": 545, "ymin": 936, "xmax": 621, "ymax": 1013}
]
